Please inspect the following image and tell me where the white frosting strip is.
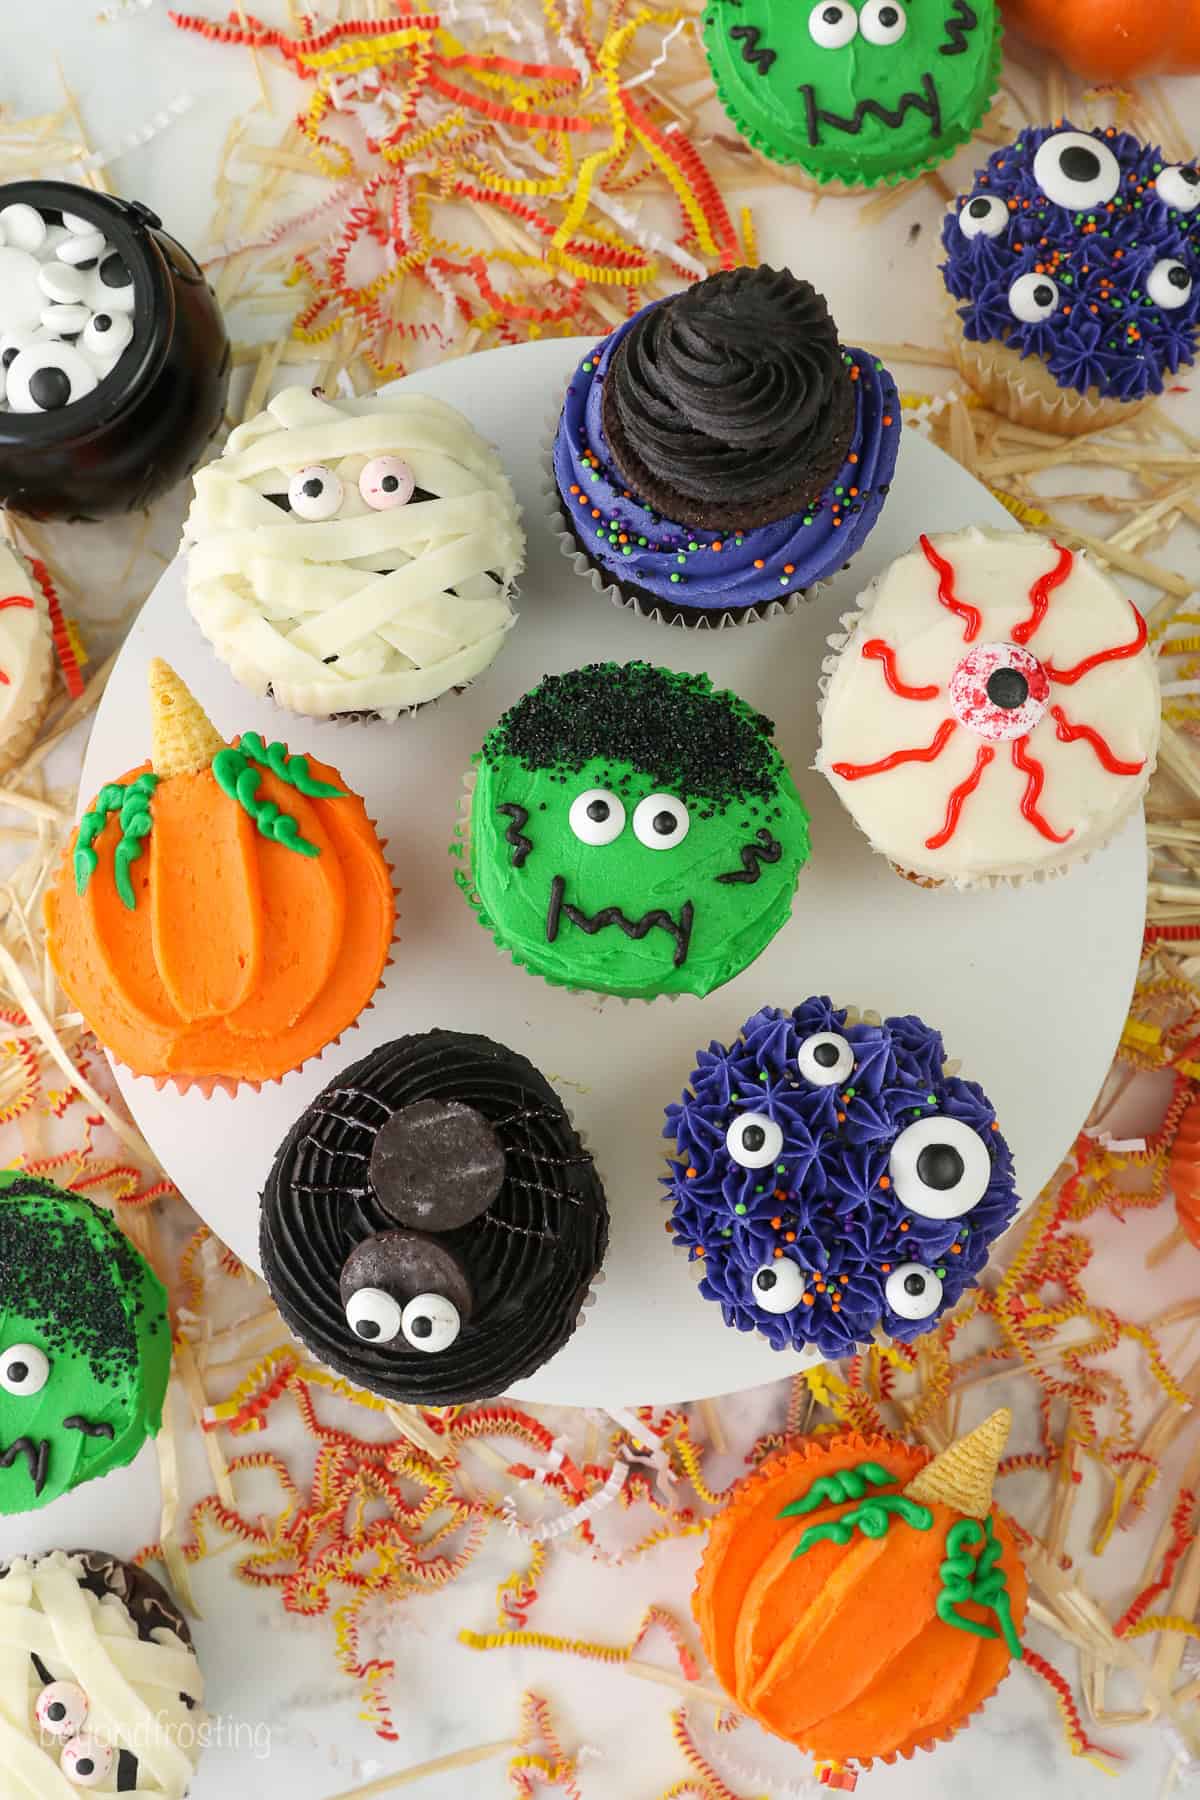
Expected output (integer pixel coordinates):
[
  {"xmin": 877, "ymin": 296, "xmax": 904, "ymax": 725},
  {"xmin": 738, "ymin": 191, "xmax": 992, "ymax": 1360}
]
[{"xmin": 0, "ymin": 543, "xmax": 53, "ymax": 744}]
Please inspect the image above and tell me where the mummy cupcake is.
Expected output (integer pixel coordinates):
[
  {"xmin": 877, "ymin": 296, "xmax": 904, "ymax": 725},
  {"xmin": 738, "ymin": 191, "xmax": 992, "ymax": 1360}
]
[
  {"xmin": 816, "ymin": 526, "xmax": 1160, "ymax": 887},
  {"xmin": 260, "ymin": 1031, "xmax": 609, "ymax": 1404},
  {"xmin": 942, "ymin": 123, "xmax": 1200, "ymax": 434},
  {"xmin": 3, "ymin": 1549, "xmax": 203, "ymax": 1795},
  {"xmin": 185, "ymin": 384, "xmax": 524, "ymax": 719},
  {"xmin": 0, "ymin": 542, "xmax": 56, "ymax": 778},
  {"xmin": 551, "ymin": 267, "xmax": 900, "ymax": 625},
  {"xmin": 664, "ymin": 999, "xmax": 1020, "ymax": 1356},
  {"xmin": 0, "ymin": 1172, "xmax": 171, "ymax": 1514}
]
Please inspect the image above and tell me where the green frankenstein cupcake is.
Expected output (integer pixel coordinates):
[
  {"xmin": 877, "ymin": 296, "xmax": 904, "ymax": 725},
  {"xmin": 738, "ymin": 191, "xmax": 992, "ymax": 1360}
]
[
  {"xmin": 704, "ymin": 0, "xmax": 1001, "ymax": 188},
  {"xmin": 456, "ymin": 663, "xmax": 812, "ymax": 1000},
  {"xmin": 0, "ymin": 1172, "xmax": 171, "ymax": 1514}
]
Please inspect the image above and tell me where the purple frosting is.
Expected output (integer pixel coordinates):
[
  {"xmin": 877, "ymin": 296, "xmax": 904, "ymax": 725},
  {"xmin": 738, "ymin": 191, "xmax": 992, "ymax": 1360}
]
[
  {"xmin": 664, "ymin": 999, "xmax": 1019, "ymax": 1359},
  {"xmin": 942, "ymin": 122, "xmax": 1200, "ymax": 403},
  {"xmin": 552, "ymin": 306, "xmax": 900, "ymax": 614}
]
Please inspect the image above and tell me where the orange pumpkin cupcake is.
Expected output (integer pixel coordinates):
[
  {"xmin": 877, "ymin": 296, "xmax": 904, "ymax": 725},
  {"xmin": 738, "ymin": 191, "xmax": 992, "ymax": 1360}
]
[
  {"xmin": 694, "ymin": 1409, "xmax": 1026, "ymax": 1778},
  {"xmin": 45, "ymin": 660, "xmax": 395, "ymax": 1091}
]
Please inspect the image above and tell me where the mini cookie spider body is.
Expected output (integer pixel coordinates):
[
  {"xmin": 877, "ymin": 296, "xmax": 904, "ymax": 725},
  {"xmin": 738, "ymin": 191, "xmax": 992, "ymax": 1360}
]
[
  {"xmin": 816, "ymin": 526, "xmax": 1160, "ymax": 885},
  {"xmin": 665, "ymin": 998, "xmax": 1019, "ymax": 1357}
]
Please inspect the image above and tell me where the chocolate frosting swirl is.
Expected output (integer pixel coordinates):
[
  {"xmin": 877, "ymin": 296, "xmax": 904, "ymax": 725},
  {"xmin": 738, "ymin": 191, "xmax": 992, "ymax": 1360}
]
[
  {"xmin": 260, "ymin": 1031, "xmax": 609, "ymax": 1405},
  {"xmin": 603, "ymin": 266, "xmax": 856, "ymax": 525}
]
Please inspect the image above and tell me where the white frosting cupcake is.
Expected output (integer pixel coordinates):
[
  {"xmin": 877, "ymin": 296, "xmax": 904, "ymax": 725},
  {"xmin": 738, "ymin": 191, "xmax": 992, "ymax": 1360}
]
[
  {"xmin": 184, "ymin": 385, "xmax": 524, "ymax": 720},
  {"xmin": 816, "ymin": 526, "xmax": 1160, "ymax": 887},
  {"xmin": 0, "ymin": 542, "xmax": 55, "ymax": 777}
]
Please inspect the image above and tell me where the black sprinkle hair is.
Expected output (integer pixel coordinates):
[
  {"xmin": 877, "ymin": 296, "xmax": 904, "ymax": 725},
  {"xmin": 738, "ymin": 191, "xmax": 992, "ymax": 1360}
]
[{"xmin": 481, "ymin": 662, "xmax": 784, "ymax": 805}]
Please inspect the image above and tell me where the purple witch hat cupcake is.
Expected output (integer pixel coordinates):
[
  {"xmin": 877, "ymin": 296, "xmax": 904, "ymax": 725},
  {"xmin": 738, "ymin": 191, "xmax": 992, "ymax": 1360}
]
[
  {"xmin": 663, "ymin": 997, "xmax": 1020, "ymax": 1358},
  {"xmin": 549, "ymin": 267, "xmax": 901, "ymax": 627}
]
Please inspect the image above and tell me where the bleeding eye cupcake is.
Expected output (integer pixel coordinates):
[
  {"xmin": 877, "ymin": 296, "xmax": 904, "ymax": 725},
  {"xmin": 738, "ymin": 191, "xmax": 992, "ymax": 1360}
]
[
  {"xmin": 550, "ymin": 267, "xmax": 900, "ymax": 626},
  {"xmin": 260, "ymin": 1030, "xmax": 609, "ymax": 1405},
  {"xmin": 664, "ymin": 998, "xmax": 1020, "ymax": 1357},
  {"xmin": 942, "ymin": 122, "xmax": 1200, "ymax": 434}
]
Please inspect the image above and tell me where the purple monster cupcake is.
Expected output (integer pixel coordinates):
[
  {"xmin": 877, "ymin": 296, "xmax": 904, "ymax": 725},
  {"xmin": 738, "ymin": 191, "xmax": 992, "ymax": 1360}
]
[
  {"xmin": 942, "ymin": 122, "xmax": 1200, "ymax": 435},
  {"xmin": 663, "ymin": 998, "xmax": 1020, "ymax": 1358},
  {"xmin": 550, "ymin": 267, "xmax": 901, "ymax": 627}
]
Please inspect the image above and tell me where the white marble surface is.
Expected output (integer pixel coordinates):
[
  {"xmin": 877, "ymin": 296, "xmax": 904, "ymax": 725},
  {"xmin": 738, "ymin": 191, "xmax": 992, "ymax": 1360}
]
[{"xmin": 1, "ymin": 6, "xmax": 1198, "ymax": 1798}]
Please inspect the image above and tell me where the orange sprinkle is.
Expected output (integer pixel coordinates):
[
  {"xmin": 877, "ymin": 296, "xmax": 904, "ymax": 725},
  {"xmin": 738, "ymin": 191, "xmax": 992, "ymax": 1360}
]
[
  {"xmin": 774, "ymin": 1247, "xmax": 784, "ymax": 1259},
  {"xmin": 848, "ymin": 487, "xmax": 859, "ymax": 498},
  {"xmin": 786, "ymin": 1231, "xmax": 796, "ymax": 1243},
  {"xmin": 837, "ymin": 1111, "xmax": 846, "ymax": 1123},
  {"xmin": 882, "ymin": 415, "xmax": 893, "ymax": 427},
  {"xmin": 771, "ymin": 1215, "xmax": 782, "ymax": 1229},
  {"xmin": 754, "ymin": 559, "xmax": 765, "ymax": 569},
  {"xmin": 685, "ymin": 1166, "xmax": 697, "ymax": 1178},
  {"xmin": 801, "ymin": 1293, "xmax": 815, "ymax": 1306},
  {"xmin": 569, "ymin": 484, "xmax": 580, "ymax": 495},
  {"xmin": 712, "ymin": 540, "xmax": 723, "ymax": 551},
  {"xmin": 849, "ymin": 453, "xmax": 859, "ymax": 464},
  {"xmin": 900, "ymin": 1221, "xmax": 910, "ymax": 1232},
  {"xmin": 783, "ymin": 564, "xmax": 795, "ymax": 575},
  {"xmin": 881, "ymin": 1263, "xmax": 891, "ymax": 1273},
  {"xmin": 951, "ymin": 1244, "xmax": 962, "ymax": 1254},
  {"xmin": 618, "ymin": 534, "xmax": 628, "ymax": 545},
  {"xmin": 879, "ymin": 1175, "xmax": 891, "ymax": 1190},
  {"xmin": 840, "ymin": 1275, "xmax": 849, "ymax": 1284}
]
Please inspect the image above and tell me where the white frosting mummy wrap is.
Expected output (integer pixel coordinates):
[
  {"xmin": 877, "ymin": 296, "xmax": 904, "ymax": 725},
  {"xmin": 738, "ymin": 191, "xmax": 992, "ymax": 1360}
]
[
  {"xmin": 816, "ymin": 526, "xmax": 1161, "ymax": 885},
  {"xmin": 184, "ymin": 386, "xmax": 524, "ymax": 719},
  {"xmin": 0, "ymin": 1551, "xmax": 204, "ymax": 1796},
  {"xmin": 0, "ymin": 543, "xmax": 55, "ymax": 769}
]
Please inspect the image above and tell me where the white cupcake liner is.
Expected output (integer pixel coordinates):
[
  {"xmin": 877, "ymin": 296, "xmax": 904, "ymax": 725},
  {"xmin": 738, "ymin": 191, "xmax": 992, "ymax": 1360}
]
[
  {"xmin": 0, "ymin": 594, "xmax": 57, "ymax": 781},
  {"xmin": 943, "ymin": 298, "xmax": 1149, "ymax": 440}
]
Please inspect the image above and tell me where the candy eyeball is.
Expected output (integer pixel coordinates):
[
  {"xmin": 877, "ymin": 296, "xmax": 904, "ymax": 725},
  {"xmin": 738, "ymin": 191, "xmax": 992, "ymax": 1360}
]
[
  {"xmin": 725, "ymin": 1111, "xmax": 783, "ymax": 1169},
  {"xmin": 82, "ymin": 310, "xmax": 134, "ymax": 363},
  {"xmin": 287, "ymin": 465, "xmax": 345, "ymax": 521},
  {"xmin": 751, "ymin": 1260, "xmax": 806, "ymax": 1314},
  {"xmin": 35, "ymin": 1681, "xmax": 88, "ymax": 1741},
  {"xmin": 92, "ymin": 251, "xmax": 134, "ymax": 314},
  {"xmin": 0, "ymin": 204, "xmax": 45, "ymax": 254},
  {"xmin": 859, "ymin": 0, "xmax": 905, "ymax": 44},
  {"xmin": 884, "ymin": 1261, "xmax": 943, "ymax": 1321},
  {"xmin": 569, "ymin": 788, "xmax": 626, "ymax": 846},
  {"xmin": 1033, "ymin": 131, "xmax": 1121, "ymax": 209},
  {"xmin": 7, "ymin": 343, "xmax": 98, "ymax": 413},
  {"xmin": 61, "ymin": 1736, "xmax": 114, "ymax": 1787},
  {"xmin": 0, "ymin": 1342, "xmax": 49, "ymax": 1396},
  {"xmin": 359, "ymin": 455, "xmax": 415, "ymax": 510},
  {"xmin": 1156, "ymin": 165, "xmax": 1200, "ymax": 213},
  {"xmin": 889, "ymin": 1115, "xmax": 992, "ymax": 1220},
  {"xmin": 344, "ymin": 1286, "xmax": 403, "ymax": 1345},
  {"xmin": 797, "ymin": 1031, "xmax": 854, "ymax": 1086},
  {"xmin": 959, "ymin": 193, "xmax": 1009, "ymax": 240},
  {"xmin": 400, "ymin": 1293, "xmax": 461, "ymax": 1353},
  {"xmin": 632, "ymin": 793, "xmax": 689, "ymax": 850},
  {"xmin": 1008, "ymin": 272, "xmax": 1060, "ymax": 324},
  {"xmin": 1147, "ymin": 258, "xmax": 1194, "ymax": 310},
  {"xmin": 809, "ymin": 1, "xmax": 858, "ymax": 48}
]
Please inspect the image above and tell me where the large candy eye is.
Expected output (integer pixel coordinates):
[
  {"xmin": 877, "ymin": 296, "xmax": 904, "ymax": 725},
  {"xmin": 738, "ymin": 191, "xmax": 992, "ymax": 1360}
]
[
  {"xmin": 859, "ymin": 0, "xmax": 905, "ymax": 43},
  {"xmin": 809, "ymin": 1, "xmax": 857, "ymax": 47},
  {"xmin": 1156, "ymin": 165, "xmax": 1200, "ymax": 213},
  {"xmin": 726, "ymin": 1112, "xmax": 783, "ymax": 1169},
  {"xmin": 0, "ymin": 1344, "xmax": 49, "ymax": 1396},
  {"xmin": 958, "ymin": 193, "xmax": 1009, "ymax": 240},
  {"xmin": 1032, "ymin": 131, "xmax": 1120, "ymax": 209},
  {"xmin": 288, "ymin": 465, "xmax": 344, "ymax": 521},
  {"xmin": 93, "ymin": 251, "xmax": 135, "ymax": 313},
  {"xmin": 1008, "ymin": 272, "xmax": 1059, "ymax": 324},
  {"xmin": 36, "ymin": 1681, "xmax": 88, "ymax": 1740},
  {"xmin": 344, "ymin": 1287, "xmax": 403, "ymax": 1345},
  {"xmin": 81, "ymin": 310, "xmax": 133, "ymax": 366},
  {"xmin": 884, "ymin": 1262, "xmax": 943, "ymax": 1321},
  {"xmin": 1148, "ymin": 258, "xmax": 1194, "ymax": 310},
  {"xmin": 632, "ymin": 794, "xmax": 689, "ymax": 850},
  {"xmin": 949, "ymin": 641, "xmax": 1049, "ymax": 742},
  {"xmin": 568, "ymin": 788, "xmax": 626, "ymax": 846},
  {"xmin": 6, "ymin": 343, "xmax": 97, "ymax": 413},
  {"xmin": 751, "ymin": 1260, "xmax": 806, "ymax": 1314},
  {"xmin": 797, "ymin": 1032, "xmax": 855, "ymax": 1086},
  {"xmin": 359, "ymin": 455, "xmax": 415, "ymax": 511},
  {"xmin": 401, "ymin": 1293, "xmax": 461, "ymax": 1353},
  {"xmin": 889, "ymin": 1116, "xmax": 992, "ymax": 1219},
  {"xmin": 61, "ymin": 1737, "xmax": 114, "ymax": 1787}
]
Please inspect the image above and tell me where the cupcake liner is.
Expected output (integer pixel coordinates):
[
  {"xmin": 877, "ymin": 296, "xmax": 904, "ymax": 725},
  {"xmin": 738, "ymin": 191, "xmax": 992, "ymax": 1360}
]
[
  {"xmin": 947, "ymin": 312, "xmax": 1148, "ymax": 439},
  {"xmin": 0, "ymin": 617, "xmax": 56, "ymax": 780}
]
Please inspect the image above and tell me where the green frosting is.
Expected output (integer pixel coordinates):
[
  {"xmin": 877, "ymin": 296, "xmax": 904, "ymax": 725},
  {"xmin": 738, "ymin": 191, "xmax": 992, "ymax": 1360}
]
[
  {"xmin": 212, "ymin": 731, "xmax": 344, "ymax": 859},
  {"xmin": 778, "ymin": 1461, "xmax": 894, "ymax": 1517},
  {"xmin": 0, "ymin": 1172, "xmax": 171, "ymax": 1515},
  {"xmin": 75, "ymin": 773, "xmax": 160, "ymax": 911},
  {"xmin": 937, "ymin": 1515, "xmax": 1023, "ymax": 1658},
  {"xmin": 792, "ymin": 1491, "xmax": 934, "ymax": 1555},
  {"xmin": 456, "ymin": 663, "xmax": 811, "ymax": 1001},
  {"xmin": 702, "ymin": 0, "xmax": 1001, "ymax": 187}
]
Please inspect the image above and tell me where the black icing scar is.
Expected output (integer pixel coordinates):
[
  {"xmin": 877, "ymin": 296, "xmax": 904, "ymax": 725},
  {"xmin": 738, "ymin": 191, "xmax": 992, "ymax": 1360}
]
[
  {"xmin": 715, "ymin": 829, "xmax": 784, "ymax": 885},
  {"xmin": 729, "ymin": 24, "xmax": 775, "ymax": 74},
  {"xmin": 497, "ymin": 802, "xmax": 533, "ymax": 867},
  {"xmin": 939, "ymin": 0, "xmax": 979, "ymax": 55}
]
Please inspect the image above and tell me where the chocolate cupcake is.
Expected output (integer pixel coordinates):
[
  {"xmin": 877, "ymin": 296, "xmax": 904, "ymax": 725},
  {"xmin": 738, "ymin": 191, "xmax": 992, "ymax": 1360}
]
[
  {"xmin": 260, "ymin": 1030, "xmax": 609, "ymax": 1404},
  {"xmin": 550, "ymin": 266, "xmax": 901, "ymax": 626}
]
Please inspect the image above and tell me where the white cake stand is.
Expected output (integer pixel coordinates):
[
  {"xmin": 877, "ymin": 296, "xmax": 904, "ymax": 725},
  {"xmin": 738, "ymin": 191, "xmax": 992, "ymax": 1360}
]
[{"xmin": 80, "ymin": 337, "xmax": 1147, "ymax": 1407}]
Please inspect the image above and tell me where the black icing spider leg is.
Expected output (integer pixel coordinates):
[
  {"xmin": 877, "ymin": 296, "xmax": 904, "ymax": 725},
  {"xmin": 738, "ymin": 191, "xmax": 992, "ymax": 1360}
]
[{"xmin": 481, "ymin": 1211, "xmax": 560, "ymax": 1243}]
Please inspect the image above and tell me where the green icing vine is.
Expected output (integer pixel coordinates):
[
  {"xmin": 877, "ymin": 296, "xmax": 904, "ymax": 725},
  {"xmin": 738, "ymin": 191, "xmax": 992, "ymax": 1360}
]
[
  {"xmin": 778, "ymin": 1462, "xmax": 894, "ymax": 1520},
  {"xmin": 212, "ymin": 734, "xmax": 344, "ymax": 860},
  {"xmin": 937, "ymin": 1517, "xmax": 1023, "ymax": 1659},
  {"xmin": 74, "ymin": 772, "xmax": 160, "ymax": 911},
  {"xmin": 792, "ymin": 1492, "xmax": 934, "ymax": 1558},
  {"xmin": 238, "ymin": 731, "xmax": 344, "ymax": 799}
]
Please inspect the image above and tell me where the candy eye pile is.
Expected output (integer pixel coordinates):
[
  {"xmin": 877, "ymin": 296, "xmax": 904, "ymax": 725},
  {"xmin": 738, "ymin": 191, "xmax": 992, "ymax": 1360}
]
[{"xmin": 0, "ymin": 203, "xmax": 136, "ymax": 415}]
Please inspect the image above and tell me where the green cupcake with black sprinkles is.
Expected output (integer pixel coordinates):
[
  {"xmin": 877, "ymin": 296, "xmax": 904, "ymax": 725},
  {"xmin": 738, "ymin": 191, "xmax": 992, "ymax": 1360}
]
[{"xmin": 454, "ymin": 662, "xmax": 812, "ymax": 1000}]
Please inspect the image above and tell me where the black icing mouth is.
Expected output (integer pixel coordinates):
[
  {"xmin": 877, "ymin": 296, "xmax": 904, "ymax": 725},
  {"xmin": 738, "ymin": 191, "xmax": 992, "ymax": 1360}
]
[
  {"xmin": 0, "ymin": 1436, "xmax": 48, "ymax": 1494},
  {"xmin": 546, "ymin": 875, "xmax": 694, "ymax": 968},
  {"xmin": 800, "ymin": 71, "xmax": 943, "ymax": 149}
]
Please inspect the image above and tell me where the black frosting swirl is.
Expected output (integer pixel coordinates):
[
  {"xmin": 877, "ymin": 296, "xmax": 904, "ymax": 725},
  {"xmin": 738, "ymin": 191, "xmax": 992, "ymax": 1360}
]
[
  {"xmin": 260, "ymin": 1031, "xmax": 609, "ymax": 1406},
  {"xmin": 602, "ymin": 266, "xmax": 856, "ymax": 526}
]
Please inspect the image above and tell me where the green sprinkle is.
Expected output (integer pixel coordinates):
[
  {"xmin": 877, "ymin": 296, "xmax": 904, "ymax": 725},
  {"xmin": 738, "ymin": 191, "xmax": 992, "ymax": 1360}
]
[{"xmin": 734, "ymin": 1203, "xmax": 747, "ymax": 1216}]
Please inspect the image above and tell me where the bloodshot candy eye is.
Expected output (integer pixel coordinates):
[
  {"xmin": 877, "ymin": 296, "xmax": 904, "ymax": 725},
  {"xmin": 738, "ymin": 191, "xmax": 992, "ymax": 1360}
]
[{"xmin": 664, "ymin": 997, "xmax": 1021, "ymax": 1357}]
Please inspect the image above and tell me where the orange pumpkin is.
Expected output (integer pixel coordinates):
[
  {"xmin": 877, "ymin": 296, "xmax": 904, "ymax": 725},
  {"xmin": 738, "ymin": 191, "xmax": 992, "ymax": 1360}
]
[
  {"xmin": 1169, "ymin": 1091, "xmax": 1200, "ymax": 1251},
  {"xmin": 694, "ymin": 1411, "xmax": 1026, "ymax": 1771},
  {"xmin": 45, "ymin": 660, "xmax": 394, "ymax": 1090},
  {"xmin": 1002, "ymin": 0, "xmax": 1200, "ymax": 81}
]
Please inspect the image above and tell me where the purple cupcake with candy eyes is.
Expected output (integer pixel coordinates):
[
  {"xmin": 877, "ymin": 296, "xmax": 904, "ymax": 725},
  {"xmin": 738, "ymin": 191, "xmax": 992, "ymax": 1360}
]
[
  {"xmin": 663, "ymin": 998, "xmax": 1020, "ymax": 1359},
  {"xmin": 941, "ymin": 121, "xmax": 1200, "ymax": 436}
]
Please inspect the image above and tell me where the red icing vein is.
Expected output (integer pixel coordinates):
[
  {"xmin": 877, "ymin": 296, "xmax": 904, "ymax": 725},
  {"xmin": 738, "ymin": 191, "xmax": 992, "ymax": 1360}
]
[
  {"xmin": 920, "ymin": 535, "xmax": 981, "ymax": 642},
  {"xmin": 925, "ymin": 744, "xmax": 995, "ymax": 849},
  {"xmin": 1012, "ymin": 542, "xmax": 1073, "ymax": 646},
  {"xmin": 1044, "ymin": 600, "xmax": 1148, "ymax": 685},
  {"xmin": 831, "ymin": 717, "xmax": 957, "ymax": 781},
  {"xmin": 1051, "ymin": 705, "xmax": 1146, "ymax": 776},
  {"xmin": 1012, "ymin": 735, "xmax": 1073, "ymax": 843},
  {"xmin": 0, "ymin": 593, "xmax": 35, "ymax": 685},
  {"xmin": 862, "ymin": 638, "xmax": 940, "ymax": 701}
]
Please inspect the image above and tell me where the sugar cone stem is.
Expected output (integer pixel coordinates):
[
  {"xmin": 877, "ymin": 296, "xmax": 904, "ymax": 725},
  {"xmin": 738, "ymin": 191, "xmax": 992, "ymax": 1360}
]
[
  {"xmin": 148, "ymin": 659, "xmax": 225, "ymax": 778},
  {"xmin": 903, "ymin": 1408, "xmax": 1011, "ymax": 1520}
]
